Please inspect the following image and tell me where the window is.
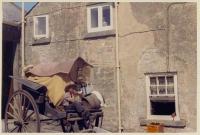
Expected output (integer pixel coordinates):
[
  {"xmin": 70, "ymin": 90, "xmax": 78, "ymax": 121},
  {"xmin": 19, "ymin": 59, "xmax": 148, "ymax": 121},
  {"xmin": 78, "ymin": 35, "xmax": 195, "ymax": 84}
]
[
  {"xmin": 145, "ymin": 73, "xmax": 180, "ymax": 121},
  {"xmin": 33, "ymin": 15, "xmax": 49, "ymax": 38},
  {"xmin": 87, "ymin": 4, "xmax": 113, "ymax": 33}
]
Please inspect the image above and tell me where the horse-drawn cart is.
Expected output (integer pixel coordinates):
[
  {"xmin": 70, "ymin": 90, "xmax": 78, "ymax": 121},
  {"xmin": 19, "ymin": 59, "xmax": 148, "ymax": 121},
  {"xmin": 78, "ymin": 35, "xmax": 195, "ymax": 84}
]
[{"xmin": 4, "ymin": 57, "xmax": 104, "ymax": 133}]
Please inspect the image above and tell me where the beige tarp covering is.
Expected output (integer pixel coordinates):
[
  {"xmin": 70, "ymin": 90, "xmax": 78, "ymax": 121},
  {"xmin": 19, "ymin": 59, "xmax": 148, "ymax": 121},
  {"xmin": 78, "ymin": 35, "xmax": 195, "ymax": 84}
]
[
  {"xmin": 28, "ymin": 75, "xmax": 73, "ymax": 106},
  {"xmin": 25, "ymin": 57, "xmax": 92, "ymax": 106}
]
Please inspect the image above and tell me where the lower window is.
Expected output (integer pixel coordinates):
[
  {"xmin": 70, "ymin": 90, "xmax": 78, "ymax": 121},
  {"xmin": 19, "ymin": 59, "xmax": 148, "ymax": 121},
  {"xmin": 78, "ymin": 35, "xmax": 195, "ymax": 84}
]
[
  {"xmin": 151, "ymin": 101, "xmax": 175, "ymax": 115},
  {"xmin": 145, "ymin": 72, "xmax": 180, "ymax": 121}
]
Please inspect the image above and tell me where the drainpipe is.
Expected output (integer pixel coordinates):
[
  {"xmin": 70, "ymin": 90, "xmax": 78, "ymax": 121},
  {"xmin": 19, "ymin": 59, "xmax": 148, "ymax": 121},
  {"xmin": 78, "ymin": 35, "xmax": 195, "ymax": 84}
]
[
  {"xmin": 21, "ymin": 2, "xmax": 25, "ymax": 77},
  {"xmin": 0, "ymin": 2, "xmax": 2, "ymax": 101},
  {"xmin": 115, "ymin": 2, "xmax": 122, "ymax": 132}
]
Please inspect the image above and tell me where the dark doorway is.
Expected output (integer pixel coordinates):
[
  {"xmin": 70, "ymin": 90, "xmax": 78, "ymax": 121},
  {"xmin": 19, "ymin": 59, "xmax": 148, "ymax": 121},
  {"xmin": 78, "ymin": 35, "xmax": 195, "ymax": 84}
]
[{"xmin": 2, "ymin": 41, "xmax": 17, "ymax": 118}]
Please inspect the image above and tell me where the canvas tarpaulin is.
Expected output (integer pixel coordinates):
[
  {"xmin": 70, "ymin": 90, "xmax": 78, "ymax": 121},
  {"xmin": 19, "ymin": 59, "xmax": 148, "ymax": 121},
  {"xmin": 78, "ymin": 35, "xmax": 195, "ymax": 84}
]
[
  {"xmin": 28, "ymin": 75, "xmax": 73, "ymax": 106},
  {"xmin": 25, "ymin": 57, "xmax": 93, "ymax": 106},
  {"xmin": 26, "ymin": 57, "xmax": 92, "ymax": 82}
]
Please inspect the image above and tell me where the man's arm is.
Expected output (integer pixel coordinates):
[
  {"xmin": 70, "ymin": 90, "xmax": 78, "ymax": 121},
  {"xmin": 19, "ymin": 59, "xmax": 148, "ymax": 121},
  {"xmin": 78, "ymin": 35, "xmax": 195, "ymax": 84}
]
[{"xmin": 64, "ymin": 92, "xmax": 75, "ymax": 103}]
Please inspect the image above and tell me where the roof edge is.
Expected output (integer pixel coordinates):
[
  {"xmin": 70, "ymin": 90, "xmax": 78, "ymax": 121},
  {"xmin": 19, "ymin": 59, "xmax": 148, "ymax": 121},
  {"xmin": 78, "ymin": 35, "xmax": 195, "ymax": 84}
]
[{"xmin": 25, "ymin": 2, "xmax": 39, "ymax": 17}]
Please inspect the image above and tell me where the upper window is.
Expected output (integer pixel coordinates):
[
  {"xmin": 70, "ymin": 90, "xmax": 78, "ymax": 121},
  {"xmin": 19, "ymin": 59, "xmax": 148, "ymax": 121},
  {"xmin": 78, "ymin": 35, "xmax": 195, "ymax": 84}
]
[
  {"xmin": 87, "ymin": 4, "xmax": 113, "ymax": 33},
  {"xmin": 145, "ymin": 73, "xmax": 180, "ymax": 121},
  {"xmin": 33, "ymin": 15, "xmax": 49, "ymax": 38}
]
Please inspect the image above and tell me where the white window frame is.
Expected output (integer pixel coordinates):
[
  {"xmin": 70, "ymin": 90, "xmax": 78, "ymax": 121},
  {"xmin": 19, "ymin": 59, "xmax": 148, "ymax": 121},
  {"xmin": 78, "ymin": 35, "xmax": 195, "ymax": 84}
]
[
  {"xmin": 33, "ymin": 14, "xmax": 49, "ymax": 38},
  {"xmin": 145, "ymin": 73, "xmax": 180, "ymax": 121},
  {"xmin": 87, "ymin": 4, "xmax": 113, "ymax": 33}
]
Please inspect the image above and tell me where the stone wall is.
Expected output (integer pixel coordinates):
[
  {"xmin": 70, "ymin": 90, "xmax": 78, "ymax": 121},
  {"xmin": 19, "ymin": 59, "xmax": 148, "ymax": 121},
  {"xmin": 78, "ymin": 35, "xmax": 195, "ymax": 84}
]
[
  {"xmin": 3, "ymin": 2, "xmax": 22, "ymax": 24},
  {"xmin": 24, "ymin": 2, "xmax": 118, "ymax": 132}
]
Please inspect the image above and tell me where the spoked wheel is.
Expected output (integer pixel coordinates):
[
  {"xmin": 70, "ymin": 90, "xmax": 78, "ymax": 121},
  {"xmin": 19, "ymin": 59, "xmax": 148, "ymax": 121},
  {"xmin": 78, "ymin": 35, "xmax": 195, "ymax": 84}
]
[{"xmin": 4, "ymin": 90, "xmax": 40, "ymax": 132}]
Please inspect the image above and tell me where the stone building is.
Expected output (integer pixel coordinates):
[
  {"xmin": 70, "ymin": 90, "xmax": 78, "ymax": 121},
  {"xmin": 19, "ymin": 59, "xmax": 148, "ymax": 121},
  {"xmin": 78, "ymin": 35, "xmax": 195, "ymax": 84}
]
[
  {"xmin": 2, "ymin": 2, "xmax": 22, "ymax": 118},
  {"xmin": 23, "ymin": 2, "xmax": 196, "ymax": 132}
]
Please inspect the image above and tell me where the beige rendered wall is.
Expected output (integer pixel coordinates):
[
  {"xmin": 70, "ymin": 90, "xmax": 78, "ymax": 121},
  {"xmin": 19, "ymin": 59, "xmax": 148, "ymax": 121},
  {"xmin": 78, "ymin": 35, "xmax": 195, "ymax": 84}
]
[{"xmin": 118, "ymin": 2, "xmax": 196, "ymax": 132}]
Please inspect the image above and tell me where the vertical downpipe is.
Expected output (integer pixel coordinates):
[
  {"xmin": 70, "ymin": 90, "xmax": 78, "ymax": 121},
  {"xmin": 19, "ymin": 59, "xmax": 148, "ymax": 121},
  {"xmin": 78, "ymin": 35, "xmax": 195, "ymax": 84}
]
[
  {"xmin": 21, "ymin": 2, "xmax": 25, "ymax": 77},
  {"xmin": 0, "ymin": 0, "xmax": 2, "ymax": 105},
  {"xmin": 115, "ymin": 2, "xmax": 122, "ymax": 132}
]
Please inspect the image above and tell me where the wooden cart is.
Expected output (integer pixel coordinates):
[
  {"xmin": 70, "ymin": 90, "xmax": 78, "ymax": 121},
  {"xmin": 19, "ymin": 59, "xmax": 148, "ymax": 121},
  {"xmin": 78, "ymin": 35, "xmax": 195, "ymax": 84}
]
[{"xmin": 4, "ymin": 76, "xmax": 103, "ymax": 133}]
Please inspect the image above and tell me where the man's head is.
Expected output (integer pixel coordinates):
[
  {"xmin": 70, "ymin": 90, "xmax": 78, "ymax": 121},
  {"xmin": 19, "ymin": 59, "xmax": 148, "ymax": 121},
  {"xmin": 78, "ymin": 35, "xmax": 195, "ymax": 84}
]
[
  {"xmin": 65, "ymin": 84, "xmax": 82, "ymax": 94},
  {"xmin": 65, "ymin": 84, "xmax": 77, "ymax": 92}
]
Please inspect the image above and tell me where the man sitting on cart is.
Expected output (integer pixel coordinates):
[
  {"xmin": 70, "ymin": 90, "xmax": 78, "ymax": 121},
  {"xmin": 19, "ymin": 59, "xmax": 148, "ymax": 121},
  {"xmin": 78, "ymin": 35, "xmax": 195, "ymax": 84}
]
[{"xmin": 62, "ymin": 84, "xmax": 91, "ymax": 128}]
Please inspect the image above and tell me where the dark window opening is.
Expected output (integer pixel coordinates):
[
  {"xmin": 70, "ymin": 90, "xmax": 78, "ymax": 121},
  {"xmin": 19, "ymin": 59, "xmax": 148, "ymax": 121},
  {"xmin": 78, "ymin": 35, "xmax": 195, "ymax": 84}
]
[{"xmin": 151, "ymin": 101, "xmax": 175, "ymax": 115}]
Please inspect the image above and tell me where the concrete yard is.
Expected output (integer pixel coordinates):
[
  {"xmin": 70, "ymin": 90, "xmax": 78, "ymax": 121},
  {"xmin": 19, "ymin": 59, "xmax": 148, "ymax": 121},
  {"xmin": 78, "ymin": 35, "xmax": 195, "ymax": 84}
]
[
  {"xmin": 1, "ymin": 117, "xmax": 110, "ymax": 133},
  {"xmin": 1, "ymin": 119, "xmax": 62, "ymax": 133}
]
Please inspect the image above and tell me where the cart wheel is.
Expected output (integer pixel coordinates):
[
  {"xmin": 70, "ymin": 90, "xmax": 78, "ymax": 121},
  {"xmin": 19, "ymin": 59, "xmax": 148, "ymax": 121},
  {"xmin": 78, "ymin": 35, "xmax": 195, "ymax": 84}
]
[{"xmin": 4, "ymin": 90, "xmax": 40, "ymax": 132}]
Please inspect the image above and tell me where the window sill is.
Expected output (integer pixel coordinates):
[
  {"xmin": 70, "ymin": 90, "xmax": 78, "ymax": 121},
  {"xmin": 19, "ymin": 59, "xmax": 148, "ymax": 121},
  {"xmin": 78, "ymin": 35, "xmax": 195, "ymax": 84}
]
[
  {"xmin": 139, "ymin": 117, "xmax": 186, "ymax": 128},
  {"xmin": 84, "ymin": 30, "xmax": 115, "ymax": 39},
  {"xmin": 32, "ymin": 37, "xmax": 51, "ymax": 45}
]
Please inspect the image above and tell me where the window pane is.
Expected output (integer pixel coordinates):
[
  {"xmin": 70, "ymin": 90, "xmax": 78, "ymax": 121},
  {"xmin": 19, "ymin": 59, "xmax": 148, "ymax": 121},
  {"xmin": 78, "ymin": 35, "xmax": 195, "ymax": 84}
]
[
  {"xmin": 158, "ymin": 76, "xmax": 165, "ymax": 85},
  {"xmin": 167, "ymin": 86, "xmax": 174, "ymax": 94},
  {"xmin": 150, "ymin": 86, "xmax": 157, "ymax": 95},
  {"xmin": 91, "ymin": 8, "xmax": 98, "ymax": 28},
  {"xmin": 150, "ymin": 77, "xmax": 156, "ymax": 85},
  {"xmin": 102, "ymin": 6, "xmax": 110, "ymax": 26},
  {"xmin": 158, "ymin": 86, "xmax": 166, "ymax": 94},
  {"xmin": 167, "ymin": 76, "xmax": 174, "ymax": 85},
  {"xmin": 35, "ymin": 17, "xmax": 46, "ymax": 35}
]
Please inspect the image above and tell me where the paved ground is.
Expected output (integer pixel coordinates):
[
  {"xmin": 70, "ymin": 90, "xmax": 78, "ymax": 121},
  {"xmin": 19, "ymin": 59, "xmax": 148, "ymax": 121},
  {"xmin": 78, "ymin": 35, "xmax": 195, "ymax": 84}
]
[
  {"xmin": 1, "ymin": 118, "xmax": 63, "ymax": 133},
  {"xmin": 1, "ymin": 117, "xmax": 110, "ymax": 133}
]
